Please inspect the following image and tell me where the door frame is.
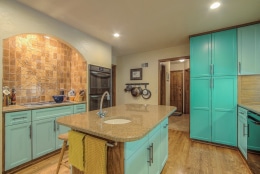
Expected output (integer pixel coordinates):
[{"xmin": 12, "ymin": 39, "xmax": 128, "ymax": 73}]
[{"xmin": 158, "ymin": 56, "xmax": 190, "ymax": 105}]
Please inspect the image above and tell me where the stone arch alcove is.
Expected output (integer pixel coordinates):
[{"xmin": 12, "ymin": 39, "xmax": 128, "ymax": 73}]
[{"xmin": 2, "ymin": 33, "xmax": 87, "ymax": 104}]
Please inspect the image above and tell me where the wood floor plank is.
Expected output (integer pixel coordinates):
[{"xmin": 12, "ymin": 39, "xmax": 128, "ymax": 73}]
[{"xmin": 14, "ymin": 115, "xmax": 251, "ymax": 174}]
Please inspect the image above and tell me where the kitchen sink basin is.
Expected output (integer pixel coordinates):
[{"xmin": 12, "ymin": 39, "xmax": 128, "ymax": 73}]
[{"xmin": 103, "ymin": 118, "xmax": 131, "ymax": 124}]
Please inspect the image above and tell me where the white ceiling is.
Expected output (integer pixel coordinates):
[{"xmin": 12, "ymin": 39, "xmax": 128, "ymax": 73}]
[{"xmin": 17, "ymin": 0, "xmax": 260, "ymax": 57}]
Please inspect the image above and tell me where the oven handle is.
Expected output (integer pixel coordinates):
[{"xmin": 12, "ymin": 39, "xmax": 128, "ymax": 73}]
[
  {"xmin": 248, "ymin": 116, "xmax": 260, "ymax": 125},
  {"xmin": 90, "ymin": 95, "xmax": 101, "ymax": 98},
  {"xmin": 90, "ymin": 71, "xmax": 110, "ymax": 78}
]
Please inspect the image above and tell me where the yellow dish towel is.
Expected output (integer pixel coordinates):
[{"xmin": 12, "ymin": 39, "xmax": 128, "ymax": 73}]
[
  {"xmin": 84, "ymin": 135, "xmax": 107, "ymax": 174},
  {"xmin": 68, "ymin": 130, "xmax": 85, "ymax": 171}
]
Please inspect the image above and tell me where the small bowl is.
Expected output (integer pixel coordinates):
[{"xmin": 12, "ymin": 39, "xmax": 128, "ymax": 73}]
[{"xmin": 52, "ymin": 95, "xmax": 64, "ymax": 103}]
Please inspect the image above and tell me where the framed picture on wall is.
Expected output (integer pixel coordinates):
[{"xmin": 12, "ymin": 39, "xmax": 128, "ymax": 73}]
[{"xmin": 130, "ymin": 68, "xmax": 142, "ymax": 80}]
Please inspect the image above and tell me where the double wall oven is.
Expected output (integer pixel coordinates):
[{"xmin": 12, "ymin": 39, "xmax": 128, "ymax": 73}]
[{"xmin": 89, "ymin": 65, "xmax": 111, "ymax": 111}]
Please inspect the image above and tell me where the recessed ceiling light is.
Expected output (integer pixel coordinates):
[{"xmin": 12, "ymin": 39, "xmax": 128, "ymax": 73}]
[
  {"xmin": 113, "ymin": 33, "xmax": 120, "ymax": 38},
  {"xmin": 210, "ymin": 2, "xmax": 221, "ymax": 9},
  {"xmin": 179, "ymin": 59, "xmax": 185, "ymax": 62}
]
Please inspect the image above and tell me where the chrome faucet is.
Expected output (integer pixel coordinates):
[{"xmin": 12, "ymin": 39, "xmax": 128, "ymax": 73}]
[{"xmin": 97, "ymin": 91, "xmax": 110, "ymax": 118}]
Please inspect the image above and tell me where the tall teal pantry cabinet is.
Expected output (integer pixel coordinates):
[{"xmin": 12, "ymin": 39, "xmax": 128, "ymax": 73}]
[{"xmin": 190, "ymin": 29, "xmax": 238, "ymax": 146}]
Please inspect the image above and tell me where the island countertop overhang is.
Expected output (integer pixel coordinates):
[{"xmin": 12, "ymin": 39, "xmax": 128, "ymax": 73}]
[{"xmin": 57, "ymin": 104, "xmax": 176, "ymax": 142}]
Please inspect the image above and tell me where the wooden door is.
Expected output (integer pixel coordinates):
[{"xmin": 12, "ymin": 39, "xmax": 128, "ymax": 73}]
[
  {"xmin": 170, "ymin": 71, "xmax": 183, "ymax": 112},
  {"xmin": 184, "ymin": 69, "xmax": 190, "ymax": 114},
  {"xmin": 160, "ymin": 65, "xmax": 166, "ymax": 105}
]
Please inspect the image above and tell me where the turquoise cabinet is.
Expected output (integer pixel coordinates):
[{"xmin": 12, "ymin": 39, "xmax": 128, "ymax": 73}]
[
  {"xmin": 190, "ymin": 29, "xmax": 237, "ymax": 146},
  {"xmin": 212, "ymin": 29, "xmax": 237, "ymax": 76},
  {"xmin": 32, "ymin": 118, "xmax": 56, "ymax": 159},
  {"xmin": 238, "ymin": 24, "xmax": 260, "ymax": 75},
  {"xmin": 148, "ymin": 126, "xmax": 161, "ymax": 174},
  {"xmin": 237, "ymin": 107, "xmax": 248, "ymax": 159},
  {"xmin": 32, "ymin": 105, "xmax": 73, "ymax": 158},
  {"xmin": 190, "ymin": 34, "xmax": 211, "ymax": 77},
  {"xmin": 211, "ymin": 76, "xmax": 237, "ymax": 146},
  {"xmin": 125, "ymin": 138, "xmax": 149, "ymax": 174},
  {"xmin": 160, "ymin": 118, "xmax": 168, "ymax": 170},
  {"xmin": 190, "ymin": 77, "xmax": 212, "ymax": 141},
  {"xmin": 5, "ymin": 111, "xmax": 32, "ymax": 170},
  {"xmin": 190, "ymin": 29, "xmax": 237, "ymax": 77},
  {"xmin": 125, "ymin": 118, "xmax": 168, "ymax": 174}
]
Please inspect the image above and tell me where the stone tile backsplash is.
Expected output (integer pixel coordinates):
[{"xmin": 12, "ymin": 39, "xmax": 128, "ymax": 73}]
[{"xmin": 3, "ymin": 34, "xmax": 87, "ymax": 105}]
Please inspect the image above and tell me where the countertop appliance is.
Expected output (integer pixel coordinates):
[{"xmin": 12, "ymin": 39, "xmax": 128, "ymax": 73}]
[
  {"xmin": 89, "ymin": 65, "xmax": 111, "ymax": 111},
  {"xmin": 247, "ymin": 111, "xmax": 260, "ymax": 174}
]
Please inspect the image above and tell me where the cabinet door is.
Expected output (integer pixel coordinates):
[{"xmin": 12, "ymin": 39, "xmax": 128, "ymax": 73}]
[
  {"xmin": 238, "ymin": 24, "xmax": 260, "ymax": 75},
  {"xmin": 32, "ymin": 118, "xmax": 56, "ymax": 159},
  {"xmin": 5, "ymin": 123, "xmax": 32, "ymax": 170},
  {"xmin": 125, "ymin": 140, "xmax": 149, "ymax": 174},
  {"xmin": 212, "ymin": 76, "xmax": 237, "ymax": 146},
  {"xmin": 148, "ymin": 127, "xmax": 161, "ymax": 174},
  {"xmin": 160, "ymin": 118, "xmax": 168, "ymax": 171},
  {"xmin": 55, "ymin": 116, "xmax": 71, "ymax": 149},
  {"xmin": 190, "ymin": 34, "xmax": 212, "ymax": 77},
  {"xmin": 238, "ymin": 107, "xmax": 247, "ymax": 159},
  {"xmin": 190, "ymin": 77, "xmax": 212, "ymax": 141},
  {"xmin": 212, "ymin": 29, "xmax": 237, "ymax": 76}
]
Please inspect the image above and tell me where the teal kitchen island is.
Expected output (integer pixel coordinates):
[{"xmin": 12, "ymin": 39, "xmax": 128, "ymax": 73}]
[{"xmin": 57, "ymin": 104, "xmax": 176, "ymax": 174}]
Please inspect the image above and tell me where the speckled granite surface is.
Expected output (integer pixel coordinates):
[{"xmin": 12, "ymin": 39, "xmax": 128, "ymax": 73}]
[
  {"xmin": 2, "ymin": 101, "xmax": 87, "ymax": 113},
  {"xmin": 57, "ymin": 104, "xmax": 176, "ymax": 142},
  {"xmin": 238, "ymin": 103, "xmax": 260, "ymax": 115}
]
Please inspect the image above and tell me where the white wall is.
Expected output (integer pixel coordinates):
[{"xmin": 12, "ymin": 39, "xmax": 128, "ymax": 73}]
[
  {"xmin": 116, "ymin": 45, "xmax": 189, "ymax": 105},
  {"xmin": 0, "ymin": 1, "xmax": 112, "ymax": 172}
]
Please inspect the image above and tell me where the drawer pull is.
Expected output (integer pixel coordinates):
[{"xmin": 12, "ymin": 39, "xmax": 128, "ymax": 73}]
[{"xmin": 163, "ymin": 124, "xmax": 168, "ymax": 128}]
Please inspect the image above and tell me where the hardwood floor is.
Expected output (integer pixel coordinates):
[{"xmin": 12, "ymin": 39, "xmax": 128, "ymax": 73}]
[{"xmin": 15, "ymin": 114, "xmax": 251, "ymax": 174}]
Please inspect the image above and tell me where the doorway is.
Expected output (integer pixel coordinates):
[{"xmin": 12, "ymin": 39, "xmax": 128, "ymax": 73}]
[
  {"xmin": 170, "ymin": 70, "xmax": 183, "ymax": 113},
  {"xmin": 158, "ymin": 56, "xmax": 190, "ymax": 113}
]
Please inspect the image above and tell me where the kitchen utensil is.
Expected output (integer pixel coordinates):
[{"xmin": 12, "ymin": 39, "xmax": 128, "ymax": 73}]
[
  {"xmin": 52, "ymin": 95, "xmax": 64, "ymax": 103},
  {"xmin": 131, "ymin": 87, "xmax": 142, "ymax": 97},
  {"xmin": 142, "ymin": 89, "xmax": 151, "ymax": 99}
]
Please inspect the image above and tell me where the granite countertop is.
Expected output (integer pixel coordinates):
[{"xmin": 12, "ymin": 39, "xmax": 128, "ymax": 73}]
[
  {"xmin": 2, "ymin": 101, "xmax": 87, "ymax": 113},
  {"xmin": 238, "ymin": 103, "xmax": 260, "ymax": 115},
  {"xmin": 57, "ymin": 104, "xmax": 176, "ymax": 142}
]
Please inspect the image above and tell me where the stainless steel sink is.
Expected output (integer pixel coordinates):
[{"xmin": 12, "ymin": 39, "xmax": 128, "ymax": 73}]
[{"xmin": 103, "ymin": 118, "xmax": 132, "ymax": 124}]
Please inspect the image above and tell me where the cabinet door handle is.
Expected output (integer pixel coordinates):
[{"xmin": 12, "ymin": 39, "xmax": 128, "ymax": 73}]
[
  {"xmin": 238, "ymin": 62, "xmax": 241, "ymax": 74},
  {"xmin": 54, "ymin": 120, "xmax": 56, "ymax": 132},
  {"xmin": 57, "ymin": 123, "xmax": 60, "ymax": 131},
  {"xmin": 163, "ymin": 124, "xmax": 168, "ymax": 128},
  {"xmin": 29, "ymin": 125, "xmax": 32, "ymax": 139},
  {"xmin": 210, "ymin": 78, "xmax": 214, "ymax": 88},
  {"xmin": 210, "ymin": 64, "xmax": 213, "ymax": 75},
  {"xmin": 239, "ymin": 111, "xmax": 245, "ymax": 115},
  {"xmin": 150, "ymin": 143, "xmax": 154, "ymax": 163},
  {"xmin": 147, "ymin": 146, "xmax": 152, "ymax": 166},
  {"xmin": 243, "ymin": 124, "xmax": 247, "ymax": 136},
  {"xmin": 247, "ymin": 124, "xmax": 250, "ymax": 137}
]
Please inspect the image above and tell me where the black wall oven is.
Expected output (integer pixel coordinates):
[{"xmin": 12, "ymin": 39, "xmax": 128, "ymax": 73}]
[
  {"xmin": 247, "ymin": 111, "xmax": 260, "ymax": 174},
  {"xmin": 89, "ymin": 65, "xmax": 111, "ymax": 111}
]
